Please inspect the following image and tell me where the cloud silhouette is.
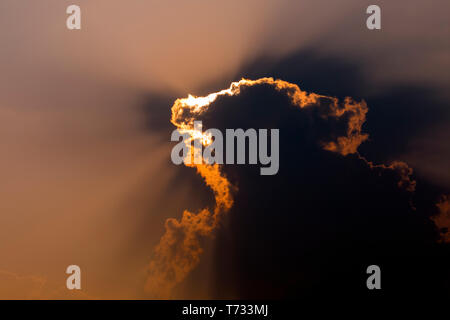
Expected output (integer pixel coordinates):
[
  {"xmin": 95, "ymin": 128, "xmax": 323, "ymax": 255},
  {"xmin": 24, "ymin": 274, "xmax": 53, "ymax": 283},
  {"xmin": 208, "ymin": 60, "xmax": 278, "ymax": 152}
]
[
  {"xmin": 145, "ymin": 77, "xmax": 448, "ymax": 299},
  {"xmin": 203, "ymin": 80, "xmax": 449, "ymax": 300}
]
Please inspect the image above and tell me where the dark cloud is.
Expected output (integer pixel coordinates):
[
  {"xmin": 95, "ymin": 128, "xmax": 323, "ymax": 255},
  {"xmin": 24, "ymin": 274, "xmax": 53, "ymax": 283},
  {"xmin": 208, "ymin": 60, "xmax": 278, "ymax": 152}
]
[
  {"xmin": 137, "ymin": 44, "xmax": 450, "ymax": 299},
  {"xmin": 139, "ymin": 76, "xmax": 449, "ymax": 300},
  {"xmin": 177, "ymin": 78, "xmax": 450, "ymax": 301},
  {"xmin": 235, "ymin": 49, "xmax": 450, "ymax": 166},
  {"xmin": 138, "ymin": 45, "xmax": 450, "ymax": 300}
]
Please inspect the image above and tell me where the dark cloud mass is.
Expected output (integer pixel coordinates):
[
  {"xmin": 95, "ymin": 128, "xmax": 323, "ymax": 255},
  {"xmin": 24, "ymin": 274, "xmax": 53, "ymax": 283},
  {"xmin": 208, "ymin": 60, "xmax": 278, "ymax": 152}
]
[
  {"xmin": 235, "ymin": 49, "xmax": 450, "ymax": 168},
  {"xmin": 178, "ymin": 80, "xmax": 450, "ymax": 300}
]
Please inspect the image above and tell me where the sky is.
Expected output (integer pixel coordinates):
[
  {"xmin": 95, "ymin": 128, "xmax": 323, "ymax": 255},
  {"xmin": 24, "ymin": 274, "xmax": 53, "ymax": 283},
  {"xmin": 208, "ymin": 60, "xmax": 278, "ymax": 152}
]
[{"xmin": 0, "ymin": 0, "xmax": 449, "ymax": 299}]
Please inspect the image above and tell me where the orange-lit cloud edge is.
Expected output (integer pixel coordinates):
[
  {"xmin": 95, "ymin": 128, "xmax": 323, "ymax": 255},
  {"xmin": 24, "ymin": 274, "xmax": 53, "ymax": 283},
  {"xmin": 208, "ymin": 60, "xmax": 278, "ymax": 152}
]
[{"xmin": 145, "ymin": 77, "xmax": 449, "ymax": 298}]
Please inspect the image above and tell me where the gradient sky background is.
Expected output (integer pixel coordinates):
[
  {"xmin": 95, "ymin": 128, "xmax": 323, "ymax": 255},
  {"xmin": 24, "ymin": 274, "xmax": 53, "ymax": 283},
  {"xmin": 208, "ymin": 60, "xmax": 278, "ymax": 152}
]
[{"xmin": 0, "ymin": 0, "xmax": 449, "ymax": 299}]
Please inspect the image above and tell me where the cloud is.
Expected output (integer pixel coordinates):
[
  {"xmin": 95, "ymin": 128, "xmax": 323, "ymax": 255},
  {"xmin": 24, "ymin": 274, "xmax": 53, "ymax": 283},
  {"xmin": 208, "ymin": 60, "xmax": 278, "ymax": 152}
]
[
  {"xmin": 171, "ymin": 77, "xmax": 369, "ymax": 156},
  {"xmin": 199, "ymin": 79, "xmax": 449, "ymax": 299},
  {"xmin": 433, "ymin": 195, "xmax": 450, "ymax": 243},
  {"xmin": 361, "ymin": 158, "xmax": 417, "ymax": 193},
  {"xmin": 145, "ymin": 163, "xmax": 233, "ymax": 298},
  {"xmin": 145, "ymin": 77, "xmax": 443, "ymax": 298}
]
